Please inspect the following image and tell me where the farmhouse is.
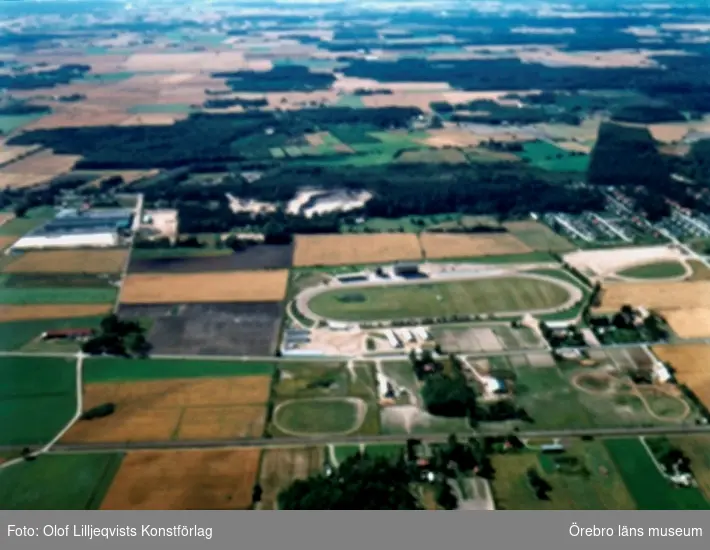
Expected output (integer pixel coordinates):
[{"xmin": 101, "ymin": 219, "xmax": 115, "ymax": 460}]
[
  {"xmin": 652, "ymin": 360, "xmax": 673, "ymax": 383},
  {"xmin": 41, "ymin": 328, "xmax": 95, "ymax": 341},
  {"xmin": 11, "ymin": 207, "xmax": 134, "ymax": 250}
]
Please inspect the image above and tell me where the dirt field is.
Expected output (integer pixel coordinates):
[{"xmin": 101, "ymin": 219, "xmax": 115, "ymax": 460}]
[
  {"xmin": 652, "ymin": 344, "xmax": 710, "ymax": 409},
  {"xmin": 597, "ymin": 281, "xmax": 710, "ymax": 312},
  {"xmin": 661, "ymin": 309, "xmax": 710, "ymax": 339},
  {"xmin": 0, "ymin": 144, "xmax": 42, "ymax": 166},
  {"xmin": 100, "ymin": 449, "xmax": 261, "ymax": 509},
  {"xmin": 564, "ymin": 245, "xmax": 687, "ymax": 278},
  {"xmin": 0, "ymin": 236, "xmax": 16, "ymax": 250},
  {"xmin": 122, "ymin": 52, "xmax": 249, "ymax": 72},
  {"xmin": 22, "ymin": 110, "xmax": 129, "ymax": 130},
  {"xmin": 64, "ymin": 376, "xmax": 270, "ymax": 443},
  {"xmin": 293, "ymin": 234, "xmax": 422, "ymax": 267},
  {"xmin": 258, "ymin": 447, "xmax": 323, "ymax": 509},
  {"xmin": 5, "ymin": 249, "xmax": 128, "ymax": 274},
  {"xmin": 517, "ymin": 47, "xmax": 686, "ymax": 68},
  {"xmin": 0, "ymin": 213, "xmax": 13, "ymax": 227},
  {"xmin": 557, "ymin": 141, "xmax": 593, "ymax": 153},
  {"xmin": 0, "ymin": 151, "xmax": 81, "ymax": 189},
  {"xmin": 128, "ymin": 245, "xmax": 294, "ymax": 273},
  {"xmin": 120, "ymin": 270, "xmax": 289, "ymax": 304},
  {"xmin": 419, "ymin": 232, "xmax": 531, "ymax": 259},
  {"xmin": 119, "ymin": 302, "xmax": 283, "ymax": 356},
  {"xmin": 0, "ymin": 304, "xmax": 111, "ymax": 322}
]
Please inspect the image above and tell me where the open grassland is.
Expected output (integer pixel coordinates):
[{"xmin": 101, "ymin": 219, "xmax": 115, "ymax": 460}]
[
  {"xmin": 617, "ymin": 261, "xmax": 687, "ymax": 279},
  {"xmin": 652, "ymin": 345, "xmax": 710, "ymax": 410},
  {"xmin": 0, "ymin": 287, "xmax": 116, "ymax": 305},
  {"xmin": 307, "ymin": 276, "xmax": 572, "ymax": 321},
  {"xmin": 0, "ymin": 356, "xmax": 76, "ymax": 445},
  {"xmin": 0, "ymin": 304, "xmax": 110, "ymax": 322},
  {"xmin": 64, "ymin": 375, "xmax": 270, "ymax": 443},
  {"xmin": 395, "ymin": 148, "xmax": 468, "ymax": 164},
  {"xmin": 669, "ymin": 436, "xmax": 710, "ymax": 502},
  {"xmin": 661, "ymin": 309, "xmax": 710, "ymax": 339},
  {"xmin": 605, "ymin": 438, "xmax": 710, "ymax": 509},
  {"xmin": 84, "ymin": 358, "xmax": 274, "ymax": 383},
  {"xmin": 294, "ymin": 234, "xmax": 422, "ymax": 267},
  {"xmin": 504, "ymin": 221, "xmax": 576, "ymax": 253},
  {"xmin": 5, "ymin": 250, "xmax": 128, "ymax": 274},
  {"xmin": 517, "ymin": 141, "xmax": 589, "ymax": 172},
  {"xmin": 0, "ymin": 315, "xmax": 104, "ymax": 351},
  {"xmin": 491, "ymin": 441, "xmax": 636, "ymax": 509},
  {"xmin": 0, "ymin": 453, "xmax": 123, "ymax": 510},
  {"xmin": 100, "ymin": 449, "xmax": 260, "ymax": 509},
  {"xmin": 258, "ymin": 447, "xmax": 323, "ymax": 510},
  {"xmin": 596, "ymin": 281, "xmax": 710, "ymax": 312},
  {"xmin": 120, "ymin": 270, "xmax": 289, "ymax": 303},
  {"xmin": 420, "ymin": 232, "xmax": 532, "ymax": 259}
]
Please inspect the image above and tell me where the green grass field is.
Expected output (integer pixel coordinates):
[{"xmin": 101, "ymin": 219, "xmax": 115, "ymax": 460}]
[
  {"xmin": 605, "ymin": 438, "xmax": 710, "ymax": 509},
  {"xmin": 0, "ymin": 113, "xmax": 48, "ymax": 134},
  {"xmin": 517, "ymin": 141, "xmax": 590, "ymax": 173},
  {"xmin": 130, "ymin": 247, "xmax": 234, "ymax": 260},
  {"xmin": 0, "ymin": 453, "xmax": 123, "ymax": 509},
  {"xmin": 0, "ymin": 356, "xmax": 77, "ymax": 445},
  {"xmin": 0, "ymin": 273, "xmax": 116, "ymax": 289},
  {"xmin": 333, "ymin": 443, "xmax": 404, "ymax": 464},
  {"xmin": 273, "ymin": 362, "xmax": 350, "ymax": 399},
  {"xmin": 83, "ymin": 358, "xmax": 274, "ymax": 383},
  {"xmin": 335, "ymin": 94, "xmax": 365, "ymax": 107},
  {"xmin": 0, "ymin": 287, "xmax": 116, "ymax": 305},
  {"xmin": 127, "ymin": 103, "xmax": 194, "ymax": 114},
  {"xmin": 506, "ymin": 222, "xmax": 576, "ymax": 253},
  {"xmin": 306, "ymin": 276, "xmax": 572, "ymax": 322},
  {"xmin": 0, "ymin": 214, "xmax": 53, "ymax": 237},
  {"xmin": 617, "ymin": 261, "xmax": 687, "ymax": 279},
  {"xmin": 491, "ymin": 441, "xmax": 637, "ymax": 509},
  {"xmin": 0, "ymin": 315, "xmax": 105, "ymax": 351},
  {"xmin": 273, "ymin": 398, "xmax": 364, "ymax": 435}
]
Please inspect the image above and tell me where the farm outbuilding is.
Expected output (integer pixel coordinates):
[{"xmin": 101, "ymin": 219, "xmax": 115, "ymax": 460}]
[{"xmin": 11, "ymin": 231, "xmax": 118, "ymax": 249}]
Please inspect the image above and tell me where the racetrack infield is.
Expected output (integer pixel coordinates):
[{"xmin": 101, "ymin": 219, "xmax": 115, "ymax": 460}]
[
  {"xmin": 100, "ymin": 449, "xmax": 261, "ymax": 509},
  {"xmin": 304, "ymin": 274, "xmax": 575, "ymax": 322},
  {"xmin": 63, "ymin": 375, "xmax": 271, "ymax": 443}
]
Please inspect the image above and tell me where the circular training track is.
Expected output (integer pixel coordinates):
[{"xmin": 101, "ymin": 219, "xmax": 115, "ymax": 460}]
[
  {"xmin": 272, "ymin": 397, "xmax": 368, "ymax": 437},
  {"xmin": 294, "ymin": 268, "xmax": 584, "ymax": 324}
]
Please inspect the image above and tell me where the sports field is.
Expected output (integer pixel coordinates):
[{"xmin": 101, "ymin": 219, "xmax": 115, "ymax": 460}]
[
  {"xmin": 258, "ymin": 447, "xmax": 323, "ymax": 510},
  {"xmin": 652, "ymin": 344, "xmax": 710, "ymax": 409},
  {"xmin": 293, "ymin": 234, "xmax": 422, "ymax": 267},
  {"xmin": 4, "ymin": 250, "xmax": 128, "ymax": 274},
  {"xmin": 617, "ymin": 261, "xmax": 687, "ymax": 279},
  {"xmin": 604, "ymin": 438, "xmax": 710, "ymax": 509},
  {"xmin": 419, "ymin": 233, "xmax": 531, "ymax": 259},
  {"xmin": 0, "ymin": 453, "xmax": 123, "ymax": 510},
  {"xmin": 0, "ymin": 356, "xmax": 77, "ymax": 445},
  {"xmin": 306, "ymin": 275, "xmax": 573, "ymax": 321},
  {"xmin": 491, "ymin": 441, "xmax": 636, "ymax": 509},
  {"xmin": 273, "ymin": 398, "xmax": 366, "ymax": 436},
  {"xmin": 120, "ymin": 270, "xmax": 288, "ymax": 303},
  {"xmin": 100, "ymin": 449, "xmax": 260, "ymax": 509}
]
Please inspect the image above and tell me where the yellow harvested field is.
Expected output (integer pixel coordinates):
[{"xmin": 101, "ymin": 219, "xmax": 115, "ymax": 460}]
[
  {"xmin": 5, "ymin": 249, "xmax": 128, "ymax": 274},
  {"xmin": 557, "ymin": 141, "xmax": 592, "ymax": 153},
  {"xmin": 119, "ymin": 113, "xmax": 187, "ymax": 126},
  {"xmin": 101, "ymin": 449, "xmax": 261, "ymax": 510},
  {"xmin": 121, "ymin": 270, "xmax": 289, "ymax": 304},
  {"xmin": 63, "ymin": 376, "xmax": 270, "ymax": 443},
  {"xmin": 122, "ymin": 52, "xmax": 248, "ymax": 72},
  {"xmin": 259, "ymin": 447, "xmax": 323, "ymax": 510},
  {"xmin": 661, "ymin": 309, "xmax": 710, "ymax": 339},
  {"xmin": 0, "ymin": 151, "xmax": 81, "ymax": 189},
  {"xmin": 0, "ymin": 173, "xmax": 52, "ymax": 189},
  {"xmin": 0, "ymin": 236, "xmax": 16, "ymax": 250},
  {"xmin": 293, "ymin": 234, "xmax": 422, "ymax": 267},
  {"xmin": 597, "ymin": 281, "xmax": 710, "ymax": 312},
  {"xmin": 0, "ymin": 304, "xmax": 111, "ymax": 323},
  {"xmin": 333, "ymin": 76, "xmax": 452, "ymax": 92},
  {"xmin": 653, "ymin": 344, "xmax": 710, "ymax": 409},
  {"xmin": 419, "ymin": 232, "xmax": 531, "ymax": 260},
  {"xmin": 0, "ymin": 143, "xmax": 42, "ymax": 166},
  {"xmin": 23, "ymin": 111, "xmax": 129, "ymax": 129}
]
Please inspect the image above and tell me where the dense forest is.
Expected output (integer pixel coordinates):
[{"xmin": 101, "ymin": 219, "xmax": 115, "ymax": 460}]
[
  {"xmin": 212, "ymin": 66, "xmax": 336, "ymax": 92},
  {"xmin": 610, "ymin": 103, "xmax": 686, "ymax": 124}
]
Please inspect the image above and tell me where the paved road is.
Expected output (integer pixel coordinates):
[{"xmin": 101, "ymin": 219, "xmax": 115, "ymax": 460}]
[{"xmin": 3, "ymin": 424, "xmax": 710, "ymax": 455}]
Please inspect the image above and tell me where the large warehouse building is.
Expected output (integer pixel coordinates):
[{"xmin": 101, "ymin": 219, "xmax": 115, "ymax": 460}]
[{"xmin": 10, "ymin": 207, "xmax": 134, "ymax": 250}]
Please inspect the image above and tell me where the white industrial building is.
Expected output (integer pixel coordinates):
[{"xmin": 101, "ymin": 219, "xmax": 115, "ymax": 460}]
[{"xmin": 10, "ymin": 232, "xmax": 118, "ymax": 250}]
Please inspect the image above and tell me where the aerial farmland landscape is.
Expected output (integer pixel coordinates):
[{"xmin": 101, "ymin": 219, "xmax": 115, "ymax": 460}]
[{"xmin": 2, "ymin": 0, "xmax": 710, "ymax": 511}]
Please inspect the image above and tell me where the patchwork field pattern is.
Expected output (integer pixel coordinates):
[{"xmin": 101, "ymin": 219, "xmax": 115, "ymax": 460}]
[
  {"xmin": 419, "ymin": 232, "xmax": 531, "ymax": 259},
  {"xmin": 5, "ymin": 250, "xmax": 128, "ymax": 274},
  {"xmin": 100, "ymin": 449, "xmax": 261, "ymax": 510},
  {"xmin": 120, "ymin": 270, "xmax": 289, "ymax": 303},
  {"xmin": 64, "ymin": 375, "xmax": 271, "ymax": 443},
  {"xmin": 258, "ymin": 447, "xmax": 323, "ymax": 510},
  {"xmin": 293, "ymin": 234, "xmax": 422, "ymax": 267},
  {"xmin": 652, "ymin": 345, "xmax": 710, "ymax": 410}
]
